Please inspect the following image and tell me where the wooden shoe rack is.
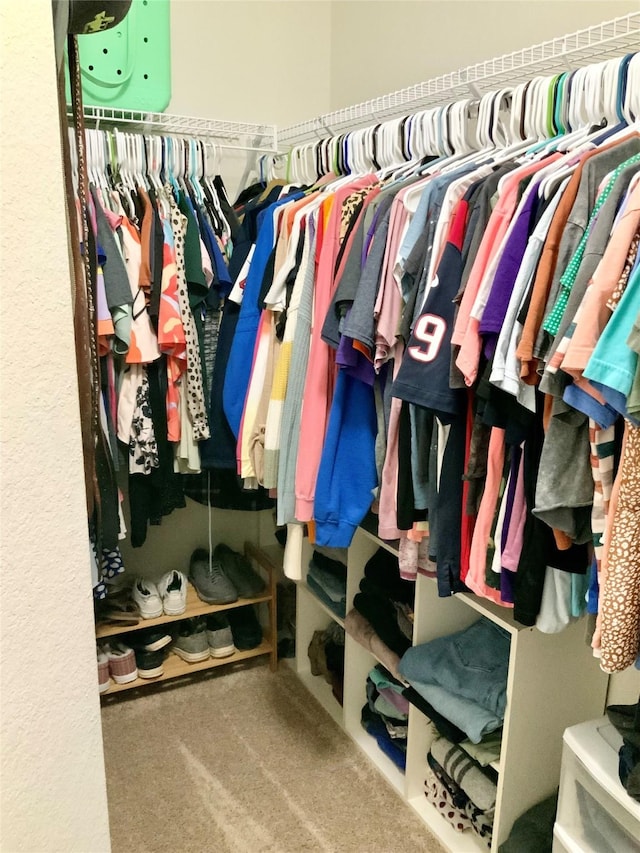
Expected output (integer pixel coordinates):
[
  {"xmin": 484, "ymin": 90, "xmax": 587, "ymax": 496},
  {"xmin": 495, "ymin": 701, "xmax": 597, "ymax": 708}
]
[{"xmin": 96, "ymin": 542, "xmax": 280, "ymax": 697}]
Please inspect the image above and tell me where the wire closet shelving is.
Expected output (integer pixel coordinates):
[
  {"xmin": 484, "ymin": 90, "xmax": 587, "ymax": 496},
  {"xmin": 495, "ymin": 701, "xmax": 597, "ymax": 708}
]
[
  {"xmin": 69, "ymin": 105, "xmax": 279, "ymax": 153},
  {"xmin": 278, "ymin": 12, "xmax": 640, "ymax": 146}
]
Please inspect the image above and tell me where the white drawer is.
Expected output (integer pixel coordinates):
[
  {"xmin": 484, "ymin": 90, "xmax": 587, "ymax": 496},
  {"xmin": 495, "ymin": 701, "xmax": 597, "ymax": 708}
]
[
  {"xmin": 555, "ymin": 721, "xmax": 640, "ymax": 853},
  {"xmin": 553, "ymin": 823, "xmax": 589, "ymax": 853}
]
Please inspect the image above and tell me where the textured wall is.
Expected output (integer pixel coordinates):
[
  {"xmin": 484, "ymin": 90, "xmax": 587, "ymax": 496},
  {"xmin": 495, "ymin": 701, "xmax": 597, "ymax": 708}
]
[{"xmin": 0, "ymin": 2, "xmax": 111, "ymax": 850}]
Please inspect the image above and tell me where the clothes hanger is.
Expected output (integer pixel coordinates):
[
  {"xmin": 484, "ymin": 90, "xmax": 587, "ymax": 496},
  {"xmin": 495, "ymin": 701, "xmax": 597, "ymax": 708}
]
[
  {"xmin": 623, "ymin": 53, "xmax": 640, "ymax": 122},
  {"xmin": 535, "ymin": 60, "xmax": 625, "ymax": 199},
  {"xmin": 144, "ymin": 135, "xmax": 158, "ymax": 193},
  {"xmin": 112, "ymin": 128, "xmax": 136, "ymax": 218},
  {"xmin": 166, "ymin": 136, "xmax": 180, "ymax": 198},
  {"xmin": 86, "ymin": 129, "xmax": 97, "ymax": 188},
  {"xmin": 187, "ymin": 137, "xmax": 204, "ymax": 205},
  {"xmin": 136, "ymin": 134, "xmax": 148, "ymax": 191},
  {"xmin": 92, "ymin": 130, "xmax": 106, "ymax": 195},
  {"xmin": 148, "ymin": 135, "xmax": 170, "ymax": 220},
  {"xmin": 614, "ymin": 54, "xmax": 633, "ymax": 123}
]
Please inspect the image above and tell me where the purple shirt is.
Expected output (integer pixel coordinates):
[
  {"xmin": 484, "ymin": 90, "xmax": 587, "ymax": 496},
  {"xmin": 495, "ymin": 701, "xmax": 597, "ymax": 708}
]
[{"xmin": 480, "ymin": 181, "xmax": 542, "ymax": 358}]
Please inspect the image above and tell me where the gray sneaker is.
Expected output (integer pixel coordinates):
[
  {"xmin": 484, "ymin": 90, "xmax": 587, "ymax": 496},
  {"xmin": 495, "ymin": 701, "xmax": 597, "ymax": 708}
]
[
  {"xmin": 172, "ymin": 618, "xmax": 209, "ymax": 663},
  {"xmin": 205, "ymin": 614, "xmax": 236, "ymax": 658},
  {"xmin": 213, "ymin": 543, "xmax": 266, "ymax": 598},
  {"xmin": 189, "ymin": 548, "xmax": 238, "ymax": 604}
]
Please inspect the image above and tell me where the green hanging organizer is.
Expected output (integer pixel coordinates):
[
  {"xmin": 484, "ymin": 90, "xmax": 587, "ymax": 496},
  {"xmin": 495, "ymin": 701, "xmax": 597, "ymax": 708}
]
[{"xmin": 66, "ymin": 0, "xmax": 171, "ymax": 112}]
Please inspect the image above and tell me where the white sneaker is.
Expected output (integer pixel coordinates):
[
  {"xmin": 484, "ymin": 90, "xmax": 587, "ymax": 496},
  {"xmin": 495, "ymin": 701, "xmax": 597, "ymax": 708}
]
[
  {"xmin": 131, "ymin": 578, "xmax": 163, "ymax": 619},
  {"xmin": 156, "ymin": 570, "xmax": 188, "ymax": 616}
]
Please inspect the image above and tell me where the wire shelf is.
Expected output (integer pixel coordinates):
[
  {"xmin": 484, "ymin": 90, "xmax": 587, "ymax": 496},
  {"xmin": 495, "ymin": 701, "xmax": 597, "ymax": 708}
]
[
  {"xmin": 279, "ymin": 13, "xmax": 640, "ymax": 144},
  {"xmin": 69, "ymin": 105, "xmax": 278, "ymax": 152}
]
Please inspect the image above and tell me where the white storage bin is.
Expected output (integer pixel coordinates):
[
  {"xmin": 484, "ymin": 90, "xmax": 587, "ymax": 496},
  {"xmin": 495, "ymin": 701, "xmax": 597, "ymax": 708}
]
[
  {"xmin": 553, "ymin": 823, "xmax": 587, "ymax": 853},
  {"xmin": 554, "ymin": 717, "xmax": 640, "ymax": 853}
]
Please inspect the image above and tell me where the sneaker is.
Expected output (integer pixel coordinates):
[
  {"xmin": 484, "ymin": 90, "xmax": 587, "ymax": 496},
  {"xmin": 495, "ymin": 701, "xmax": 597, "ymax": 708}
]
[
  {"xmin": 97, "ymin": 645, "xmax": 110, "ymax": 693},
  {"xmin": 133, "ymin": 647, "xmax": 164, "ymax": 679},
  {"xmin": 214, "ymin": 543, "xmax": 266, "ymax": 598},
  {"xmin": 128, "ymin": 628, "xmax": 173, "ymax": 652},
  {"xmin": 172, "ymin": 618, "xmax": 210, "ymax": 663},
  {"xmin": 189, "ymin": 549, "xmax": 238, "ymax": 605},
  {"xmin": 131, "ymin": 578, "xmax": 163, "ymax": 619},
  {"xmin": 106, "ymin": 642, "xmax": 138, "ymax": 684},
  {"xmin": 205, "ymin": 614, "xmax": 236, "ymax": 658},
  {"xmin": 156, "ymin": 570, "xmax": 188, "ymax": 616},
  {"xmin": 227, "ymin": 606, "xmax": 263, "ymax": 651}
]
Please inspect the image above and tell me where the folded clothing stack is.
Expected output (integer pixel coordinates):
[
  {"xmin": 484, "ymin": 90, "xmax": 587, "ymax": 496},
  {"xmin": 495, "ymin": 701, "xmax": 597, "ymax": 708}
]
[
  {"xmin": 306, "ymin": 551, "xmax": 347, "ymax": 618},
  {"xmin": 344, "ymin": 609, "xmax": 403, "ymax": 683},
  {"xmin": 308, "ymin": 622, "xmax": 345, "ymax": 704},
  {"xmin": 399, "ymin": 617, "xmax": 510, "ymax": 744},
  {"xmin": 424, "ymin": 736, "xmax": 498, "ymax": 846},
  {"xmin": 353, "ymin": 547, "xmax": 415, "ymax": 658},
  {"xmin": 361, "ymin": 665, "xmax": 410, "ymax": 772}
]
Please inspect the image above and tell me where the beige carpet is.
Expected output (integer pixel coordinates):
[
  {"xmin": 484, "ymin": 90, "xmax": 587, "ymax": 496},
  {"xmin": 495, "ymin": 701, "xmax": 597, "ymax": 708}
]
[{"xmin": 102, "ymin": 662, "xmax": 444, "ymax": 853}]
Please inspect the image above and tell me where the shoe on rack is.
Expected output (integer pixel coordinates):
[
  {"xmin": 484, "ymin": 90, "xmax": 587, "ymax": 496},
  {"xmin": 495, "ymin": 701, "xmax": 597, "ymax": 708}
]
[
  {"xmin": 205, "ymin": 614, "xmax": 236, "ymax": 658},
  {"xmin": 127, "ymin": 627, "xmax": 173, "ymax": 653},
  {"xmin": 172, "ymin": 617, "xmax": 210, "ymax": 663},
  {"xmin": 189, "ymin": 548, "xmax": 238, "ymax": 605},
  {"xmin": 95, "ymin": 586, "xmax": 140, "ymax": 627},
  {"xmin": 106, "ymin": 642, "xmax": 138, "ymax": 684},
  {"xmin": 156, "ymin": 570, "xmax": 188, "ymax": 616},
  {"xmin": 227, "ymin": 606, "xmax": 263, "ymax": 651},
  {"xmin": 133, "ymin": 647, "xmax": 165, "ymax": 679},
  {"xmin": 97, "ymin": 645, "xmax": 111, "ymax": 693},
  {"xmin": 214, "ymin": 543, "xmax": 266, "ymax": 599},
  {"xmin": 131, "ymin": 578, "xmax": 163, "ymax": 619}
]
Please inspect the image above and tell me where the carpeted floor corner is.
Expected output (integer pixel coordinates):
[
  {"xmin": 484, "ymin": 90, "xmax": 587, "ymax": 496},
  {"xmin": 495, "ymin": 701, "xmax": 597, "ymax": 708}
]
[{"xmin": 101, "ymin": 662, "xmax": 444, "ymax": 853}]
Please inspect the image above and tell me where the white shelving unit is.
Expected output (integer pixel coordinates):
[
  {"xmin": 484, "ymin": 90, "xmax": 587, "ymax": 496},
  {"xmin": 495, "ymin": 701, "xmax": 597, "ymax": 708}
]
[
  {"xmin": 290, "ymin": 525, "xmax": 610, "ymax": 852},
  {"xmin": 279, "ymin": 13, "xmax": 640, "ymax": 145},
  {"xmin": 72, "ymin": 105, "xmax": 279, "ymax": 153}
]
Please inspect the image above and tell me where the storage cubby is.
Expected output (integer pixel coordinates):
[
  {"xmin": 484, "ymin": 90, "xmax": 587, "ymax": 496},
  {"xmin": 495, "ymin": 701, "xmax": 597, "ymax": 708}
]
[{"xmin": 289, "ymin": 524, "xmax": 610, "ymax": 852}]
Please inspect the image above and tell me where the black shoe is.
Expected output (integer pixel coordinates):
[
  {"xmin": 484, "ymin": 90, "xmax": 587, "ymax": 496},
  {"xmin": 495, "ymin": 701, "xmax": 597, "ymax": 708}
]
[
  {"xmin": 227, "ymin": 605, "xmax": 263, "ymax": 650},
  {"xmin": 213, "ymin": 543, "xmax": 266, "ymax": 599},
  {"xmin": 127, "ymin": 628, "xmax": 173, "ymax": 652},
  {"xmin": 133, "ymin": 647, "xmax": 165, "ymax": 679}
]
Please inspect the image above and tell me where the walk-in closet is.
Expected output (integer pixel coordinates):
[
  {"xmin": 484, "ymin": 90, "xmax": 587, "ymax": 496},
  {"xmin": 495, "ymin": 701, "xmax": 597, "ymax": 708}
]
[{"xmin": 2, "ymin": 3, "xmax": 640, "ymax": 852}]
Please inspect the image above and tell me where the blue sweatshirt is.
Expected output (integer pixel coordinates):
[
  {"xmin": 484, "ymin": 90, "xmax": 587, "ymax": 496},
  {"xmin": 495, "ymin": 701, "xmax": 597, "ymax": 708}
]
[{"xmin": 314, "ymin": 370, "xmax": 378, "ymax": 547}]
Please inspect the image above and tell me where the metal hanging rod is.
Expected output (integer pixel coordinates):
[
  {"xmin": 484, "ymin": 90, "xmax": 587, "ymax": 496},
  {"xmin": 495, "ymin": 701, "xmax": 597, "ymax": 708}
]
[
  {"xmin": 67, "ymin": 105, "xmax": 279, "ymax": 152},
  {"xmin": 279, "ymin": 12, "xmax": 640, "ymax": 145}
]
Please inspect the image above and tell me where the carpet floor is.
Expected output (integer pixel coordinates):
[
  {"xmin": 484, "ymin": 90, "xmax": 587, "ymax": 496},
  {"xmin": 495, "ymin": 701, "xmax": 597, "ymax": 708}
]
[{"xmin": 102, "ymin": 662, "xmax": 444, "ymax": 853}]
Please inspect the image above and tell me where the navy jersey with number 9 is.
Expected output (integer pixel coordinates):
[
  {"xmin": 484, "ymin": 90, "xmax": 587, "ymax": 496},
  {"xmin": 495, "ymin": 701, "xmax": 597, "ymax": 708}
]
[{"xmin": 392, "ymin": 200, "xmax": 468, "ymax": 423}]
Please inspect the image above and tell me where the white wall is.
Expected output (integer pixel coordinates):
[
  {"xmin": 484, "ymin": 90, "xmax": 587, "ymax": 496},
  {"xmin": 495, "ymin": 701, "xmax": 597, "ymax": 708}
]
[
  {"xmin": 0, "ymin": 2, "xmax": 111, "ymax": 852},
  {"xmin": 118, "ymin": 503, "xmax": 276, "ymax": 578},
  {"xmin": 170, "ymin": 0, "xmax": 333, "ymax": 126},
  {"xmin": 330, "ymin": 1, "xmax": 640, "ymax": 110}
]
